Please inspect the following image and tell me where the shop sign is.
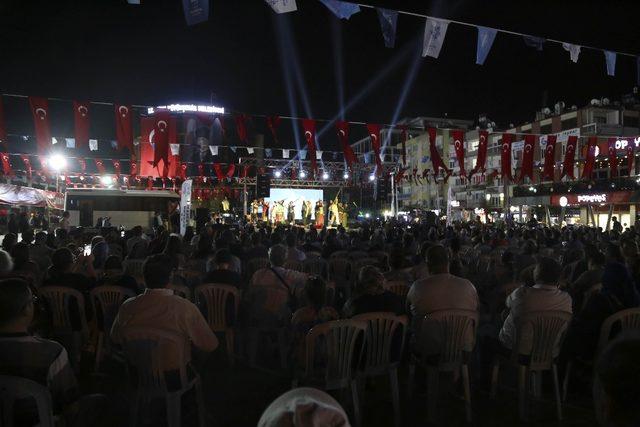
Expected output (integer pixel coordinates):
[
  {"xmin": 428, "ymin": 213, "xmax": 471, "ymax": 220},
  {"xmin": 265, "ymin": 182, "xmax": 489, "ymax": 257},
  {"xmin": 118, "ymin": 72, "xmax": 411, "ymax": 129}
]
[
  {"xmin": 551, "ymin": 191, "xmax": 632, "ymax": 206},
  {"xmin": 577, "ymin": 194, "xmax": 607, "ymax": 203}
]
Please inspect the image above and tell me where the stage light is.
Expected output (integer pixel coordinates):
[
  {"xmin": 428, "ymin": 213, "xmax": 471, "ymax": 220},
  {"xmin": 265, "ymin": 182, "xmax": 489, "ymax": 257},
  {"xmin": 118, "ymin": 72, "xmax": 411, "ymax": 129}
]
[
  {"xmin": 101, "ymin": 175, "xmax": 113, "ymax": 186},
  {"xmin": 322, "ymin": 172, "xmax": 329, "ymax": 180},
  {"xmin": 365, "ymin": 213, "xmax": 371, "ymax": 218},
  {"xmin": 368, "ymin": 174, "xmax": 375, "ymax": 181},
  {"xmin": 274, "ymin": 170, "xmax": 282, "ymax": 178},
  {"xmin": 299, "ymin": 171, "xmax": 307, "ymax": 179},
  {"xmin": 485, "ymin": 194, "xmax": 491, "ymax": 201},
  {"xmin": 343, "ymin": 172, "xmax": 349, "ymax": 180},
  {"xmin": 48, "ymin": 154, "xmax": 67, "ymax": 172}
]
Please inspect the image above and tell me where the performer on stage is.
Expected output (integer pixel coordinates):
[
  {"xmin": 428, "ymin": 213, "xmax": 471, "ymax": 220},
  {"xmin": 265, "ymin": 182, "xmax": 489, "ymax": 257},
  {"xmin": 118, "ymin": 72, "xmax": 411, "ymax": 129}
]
[
  {"xmin": 315, "ymin": 200, "xmax": 324, "ymax": 228},
  {"xmin": 274, "ymin": 200, "xmax": 285, "ymax": 224},
  {"xmin": 329, "ymin": 200, "xmax": 340, "ymax": 226},
  {"xmin": 262, "ymin": 198, "xmax": 270, "ymax": 223},
  {"xmin": 338, "ymin": 202, "xmax": 348, "ymax": 227},
  {"xmin": 287, "ymin": 200, "xmax": 296, "ymax": 225},
  {"xmin": 302, "ymin": 200, "xmax": 312, "ymax": 226},
  {"xmin": 251, "ymin": 199, "xmax": 259, "ymax": 222},
  {"xmin": 221, "ymin": 196, "xmax": 230, "ymax": 213}
]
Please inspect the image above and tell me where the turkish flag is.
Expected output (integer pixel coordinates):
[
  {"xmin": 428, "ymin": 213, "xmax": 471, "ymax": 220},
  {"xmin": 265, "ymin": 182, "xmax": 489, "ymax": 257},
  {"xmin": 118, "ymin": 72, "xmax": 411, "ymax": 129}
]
[
  {"xmin": 95, "ymin": 158, "xmax": 106, "ymax": 174},
  {"xmin": 235, "ymin": 114, "xmax": 249, "ymax": 143},
  {"xmin": 608, "ymin": 138, "xmax": 618, "ymax": 178},
  {"xmin": 336, "ymin": 121, "xmax": 357, "ymax": 170},
  {"xmin": 366, "ymin": 123, "xmax": 383, "ymax": 175},
  {"xmin": 73, "ymin": 101, "xmax": 90, "ymax": 148},
  {"xmin": 500, "ymin": 133, "xmax": 514, "ymax": 181},
  {"xmin": 301, "ymin": 119, "xmax": 318, "ymax": 176},
  {"xmin": 520, "ymin": 134, "xmax": 536, "ymax": 182},
  {"xmin": 226, "ymin": 164, "xmax": 236, "ymax": 178},
  {"xmin": 0, "ymin": 96, "xmax": 7, "ymax": 150},
  {"xmin": 1, "ymin": 153, "xmax": 13, "ymax": 176},
  {"xmin": 626, "ymin": 139, "xmax": 634, "ymax": 174},
  {"xmin": 20, "ymin": 155, "xmax": 32, "ymax": 180},
  {"xmin": 178, "ymin": 161, "xmax": 187, "ymax": 180},
  {"xmin": 427, "ymin": 128, "xmax": 451, "ymax": 177},
  {"xmin": 561, "ymin": 135, "xmax": 578, "ymax": 179},
  {"xmin": 470, "ymin": 130, "xmax": 488, "ymax": 177},
  {"xmin": 451, "ymin": 130, "xmax": 466, "ymax": 178},
  {"xmin": 242, "ymin": 165, "xmax": 250, "ymax": 178},
  {"xmin": 213, "ymin": 163, "xmax": 224, "ymax": 181},
  {"xmin": 29, "ymin": 97, "xmax": 51, "ymax": 154},
  {"xmin": 582, "ymin": 136, "xmax": 598, "ymax": 180},
  {"xmin": 542, "ymin": 135, "xmax": 557, "ymax": 181},
  {"xmin": 114, "ymin": 104, "xmax": 134, "ymax": 152},
  {"xmin": 112, "ymin": 159, "xmax": 121, "ymax": 179},
  {"xmin": 216, "ymin": 115, "xmax": 226, "ymax": 139},
  {"xmin": 140, "ymin": 115, "xmax": 178, "ymax": 178},
  {"xmin": 130, "ymin": 160, "xmax": 138, "ymax": 178},
  {"xmin": 152, "ymin": 111, "xmax": 171, "ymax": 169},
  {"xmin": 266, "ymin": 115, "xmax": 281, "ymax": 144},
  {"xmin": 398, "ymin": 125, "xmax": 407, "ymax": 166}
]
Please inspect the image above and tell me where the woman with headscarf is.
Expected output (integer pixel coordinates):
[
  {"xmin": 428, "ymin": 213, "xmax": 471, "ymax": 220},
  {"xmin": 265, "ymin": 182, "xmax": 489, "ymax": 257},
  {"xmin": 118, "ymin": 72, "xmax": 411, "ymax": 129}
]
[{"xmin": 564, "ymin": 262, "xmax": 640, "ymax": 363}]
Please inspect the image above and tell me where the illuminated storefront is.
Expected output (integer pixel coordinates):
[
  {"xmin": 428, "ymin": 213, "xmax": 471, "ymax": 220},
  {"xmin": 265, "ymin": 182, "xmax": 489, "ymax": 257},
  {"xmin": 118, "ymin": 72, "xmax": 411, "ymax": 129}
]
[{"xmin": 550, "ymin": 191, "xmax": 637, "ymax": 228}]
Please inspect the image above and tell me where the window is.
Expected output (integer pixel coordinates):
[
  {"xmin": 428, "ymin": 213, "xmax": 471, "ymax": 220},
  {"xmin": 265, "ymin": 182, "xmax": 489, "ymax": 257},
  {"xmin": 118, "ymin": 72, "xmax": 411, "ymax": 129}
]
[
  {"xmin": 561, "ymin": 117, "xmax": 577, "ymax": 130},
  {"xmin": 625, "ymin": 115, "xmax": 640, "ymax": 128},
  {"xmin": 594, "ymin": 115, "xmax": 606, "ymax": 124},
  {"xmin": 540, "ymin": 124, "xmax": 552, "ymax": 134}
]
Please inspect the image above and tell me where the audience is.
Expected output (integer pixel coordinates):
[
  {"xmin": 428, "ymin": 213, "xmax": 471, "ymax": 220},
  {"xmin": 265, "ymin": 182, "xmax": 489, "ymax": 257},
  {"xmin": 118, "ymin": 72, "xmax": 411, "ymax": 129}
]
[
  {"xmin": 204, "ymin": 248, "xmax": 244, "ymax": 289},
  {"xmin": 342, "ymin": 265, "xmax": 404, "ymax": 317}
]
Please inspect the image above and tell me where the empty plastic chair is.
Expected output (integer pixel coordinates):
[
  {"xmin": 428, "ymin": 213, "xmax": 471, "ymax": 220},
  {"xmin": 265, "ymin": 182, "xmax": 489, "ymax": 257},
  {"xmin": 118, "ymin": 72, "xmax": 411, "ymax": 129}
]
[
  {"xmin": 194, "ymin": 284, "xmax": 240, "ymax": 365},
  {"xmin": 0, "ymin": 375, "xmax": 55, "ymax": 427}
]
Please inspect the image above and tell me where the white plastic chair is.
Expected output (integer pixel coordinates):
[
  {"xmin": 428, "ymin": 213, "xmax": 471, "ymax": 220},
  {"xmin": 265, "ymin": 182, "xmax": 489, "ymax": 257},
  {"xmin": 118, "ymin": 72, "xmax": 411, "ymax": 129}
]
[
  {"xmin": 167, "ymin": 283, "xmax": 192, "ymax": 301},
  {"xmin": 303, "ymin": 257, "xmax": 328, "ymax": 279},
  {"xmin": 385, "ymin": 281, "xmax": 410, "ymax": 300},
  {"xmin": 353, "ymin": 312, "xmax": 407, "ymax": 427},
  {"xmin": 408, "ymin": 309, "xmax": 478, "ymax": 424},
  {"xmin": 296, "ymin": 319, "xmax": 367, "ymax": 427},
  {"xmin": 90, "ymin": 285, "xmax": 136, "ymax": 371},
  {"xmin": 329, "ymin": 257, "xmax": 352, "ymax": 301},
  {"xmin": 563, "ymin": 307, "xmax": 640, "ymax": 401},
  {"xmin": 0, "ymin": 375, "xmax": 55, "ymax": 427},
  {"xmin": 120, "ymin": 327, "xmax": 205, "ymax": 427},
  {"xmin": 38, "ymin": 286, "xmax": 88, "ymax": 371},
  {"xmin": 194, "ymin": 284, "xmax": 240, "ymax": 365},
  {"xmin": 491, "ymin": 310, "xmax": 571, "ymax": 421},
  {"xmin": 283, "ymin": 260, "xmax": 304, "ymax": 272},
  {"xmin": 123, "ymin": 259, "xmax": 145, "ymax": 284},
  {"xmin": 245, "ymin": 257, "xmax": 269, "ymax": 282}
]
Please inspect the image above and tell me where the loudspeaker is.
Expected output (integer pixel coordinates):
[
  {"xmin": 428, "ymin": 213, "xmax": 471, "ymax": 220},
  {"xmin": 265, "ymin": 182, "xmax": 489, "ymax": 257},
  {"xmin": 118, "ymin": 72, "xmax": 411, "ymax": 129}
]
[
  {"xmin": 256, "ymin": 173, "xmax": 271, "ymax": 198},
  {"xmin": 377, "ymin": 177, "xmax": 390, "ymax": 201}
]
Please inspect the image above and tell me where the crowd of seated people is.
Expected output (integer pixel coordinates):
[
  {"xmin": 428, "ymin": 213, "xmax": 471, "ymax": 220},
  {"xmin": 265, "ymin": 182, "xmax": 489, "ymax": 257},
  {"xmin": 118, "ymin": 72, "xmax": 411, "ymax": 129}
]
[{"xmin": 1, "ymin": 215, "xmax": 640, "ymax": 426}]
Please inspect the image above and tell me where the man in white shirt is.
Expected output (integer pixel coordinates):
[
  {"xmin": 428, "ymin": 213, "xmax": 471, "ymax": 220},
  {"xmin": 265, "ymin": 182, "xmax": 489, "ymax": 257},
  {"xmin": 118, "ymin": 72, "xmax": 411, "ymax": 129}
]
[
  {"xmin": 499, "ymin": 257, "xmax": 572, "ymax": 353},
  {"xmin": 408, "ymin": 245, "xmax": 479, "ymax": 353}
]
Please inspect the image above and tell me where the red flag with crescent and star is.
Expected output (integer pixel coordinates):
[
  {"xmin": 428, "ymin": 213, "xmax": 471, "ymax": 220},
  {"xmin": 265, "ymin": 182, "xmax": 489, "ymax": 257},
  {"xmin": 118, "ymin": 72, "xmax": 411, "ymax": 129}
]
[
  {"xmin": 20, "ymin": 155, "xmax": 32, "ymax": 180},
  {"xmin": 114, "ymin": 104, "xmax": 134, "ymax": 153},
  {"xmin": 95, "ymin": 158, "xmax": 106, "ymax": 174},
  {"xmin": 112, "ymin": 159, "xmax": 121, "ymax": 179},
  {"xmin": 469, "ymin": 130, "xmax": 488, "ymax": 177},
  {"xmin": 1, "ymin": 153, "xmax": 13, "ymax": 176},
  {"xmin": 213, "ymin": 163, "xmax": 224, "ymax": 181},
  {"xmin": 301, "ymin": 119, "xmax": 318, "ymax": 176},
  {"xmin": 226, "ymin": 164, "xmax": 236, "ymax": 178},
  {"xmin": 266, "ymin": 115, "xmax": 281, "ymax": 144},
  {"xmin": 561, "ymin": 135, "xmax": 578, "ymax": 179},
  {"xmin": 73, "ymin": 101, "xmax": 90, "ymax": 148},
  {"xmin": 626, "ymin": 138, "xmax": 635, "ymax": 174},
  {"xmin": 582, "ymin": 136, "xmax": 598, "ymax": 180},
  {"xmin": 152, "ymin": 111, "xmax": 171, "ymax": 169},
  {"xmin": 398, "ymin": 125, "xmax": 408, "ymax": 166},
  {"xmin": 520, "ymin": 134, "xmax": 536, "ymax": 182},
  {"xmin": 336, "ymin": 121, "xmax": 358, "ymax": 170},
  {"xmin": 451, "ymin": 130, "xmax": 466, "ymax": 178},
  {"xmin": 129, "ymin": 159, "xmax": 137, "ymax": 179},
  {"xmin": 500, "ymin": 133, "xmax": 514, "ymax": 181},
  {"xmin": 29, "ymin": 97, "xmax": 52, "ymax": 154},
  {"xmin": 607, "ymin": 138, "xmax": 618, "ymax": 178},
  {"xmin": 235, "ymin": 114, "xmax": 249, "ymax": 143},
  {"xmin": 366, "ymin": 123, "xmax": 383, "ymax": 175},
  {"xmin": 542, "ymin": 135, "xmax": 557, "ymax": 181},
  {"xmin": 427, "ymin": 127, "xmax": 450, "ymax": 177}
]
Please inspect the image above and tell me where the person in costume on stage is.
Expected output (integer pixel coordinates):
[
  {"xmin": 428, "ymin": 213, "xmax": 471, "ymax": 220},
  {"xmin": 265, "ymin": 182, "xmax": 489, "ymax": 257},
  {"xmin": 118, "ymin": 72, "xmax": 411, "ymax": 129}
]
[
  {"xmin": 338, "ymin": 202, "xmax": 348, "ymax": 227},
  {"xmin": 262, "ymin": 198, "xmax": 270, "ymax": 223},
  {"xmin": 302, "ymin": 200, "xmax": 312, "ymax": 226},
  {"xmin": 329, "ymin": 199, "xmax": 340, "ymax": 226},
  {"xmin": 274, "ymin": 200, "xmax": 286, "ymax": 224},
  {"xmin": 287, "ymin": 200, "xmax": 296, "ymax": 225},
  {"xmin": 251, "ymin": 199, "xmax": 260, "ymax": 222},
  {"xmin": 221, "ymin": 196, "xmax": 230, "ymax": 213},
  {"xmin": 315, "ymin": 200, "xmax": 324, "ymax": 228}
]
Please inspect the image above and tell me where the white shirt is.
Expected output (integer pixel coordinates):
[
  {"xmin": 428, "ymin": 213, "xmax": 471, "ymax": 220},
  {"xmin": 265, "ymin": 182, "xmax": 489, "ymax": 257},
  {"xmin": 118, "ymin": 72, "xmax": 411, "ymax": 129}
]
[{"xmin": 499, "ymin": 284, "xmax": 572, "ymax": 353}]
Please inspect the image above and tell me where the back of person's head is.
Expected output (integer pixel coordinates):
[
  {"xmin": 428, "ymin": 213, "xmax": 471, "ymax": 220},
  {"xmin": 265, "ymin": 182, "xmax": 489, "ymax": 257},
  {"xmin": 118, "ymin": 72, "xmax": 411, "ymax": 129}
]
[
  {"xmin": 251, "ymin": 232, "xmax": 262, "ymax": 246},
  {"xmin": 257, "ymin": 387, "xmax": 349, "ymax": 427},
  {"xmin": 10, "ymin": 242, "xmax": 30, "ymax": 266},
  {"xmin": 51, "ymin": 247, "xmax": 74, "ymax": 272},
  {"xmin": 132, "ymin": 225, "xmax": 143, "ymax": 237},
  {"xmin": 213, "ymin": 248, "xmax": 233, "ymax": 268},
  {"xmin": 606, "ymin": 243, "xmax": 626, "ymax": 264},
  {"xmin": 305, "ymin": 276, "xmax": 327, "ymax": 311},
  {"xmin": 356, "ymin": 265, "xmax": 384, "ymax": 295},
  {"xmin": 426, "ymin": 245, "xmax": 449, "ymax": 274},
  {"xmin": 533, "ymin": 256, "xmax": 561, "ymax": 285},
  {"xmin": 164, "ymin": 234, "xmax": 182, "ymax": 254},
  {"xmin": 388, "ymin": 248, "xmax": 405, "ymax": 270},
  {"xmin": 269, "ymin": 244, "xmax": 287, "ymax": 268},
  {"xmin": 594, "ymin": 335, "xmax": 640, "ymax": 427},
  {"xmin": 34, "ymin": 231, "xmax": 47, "ymax": 244},
  {"xmin": 21, "ymin": 229, "xmax": 34, "ymax": 244},
  {"xmin": 419, "ymin": 241, "xmax": 433, "ymax": 262},
  {"xmin": 104, "ymin": 255, "xmax": 123, "ymax": 271},
  {"xmin": 55, "ymin": 228, "xmax": 68, "ymax": 239},
  {"xmin": 286, "ymin": 233, "xmax": 297, "ymax": 248},
  {"xmin": 143, "ymin": 254, "xmax": 173, "ymax": 289},
  {"xmin": 2, "ymin": 233, "xmax": 17, "ymax": 252},
  {"xmin": 0, "ymin": 249, "xmax": 13, "ymax": 273},
  {"xmin": 588, "ymin": 250, "xmax": 606, "ymax": 268},
  {"xmin": 601, "ymin": 262, "xmax": 640, "ymax": 308},
  {"xmin": 522, "ymin": 239, "xmax": 538, "ymax": 255},
  {"xmin": 0, "ymin": 278, "xmax": 32, "ymax": 328}
]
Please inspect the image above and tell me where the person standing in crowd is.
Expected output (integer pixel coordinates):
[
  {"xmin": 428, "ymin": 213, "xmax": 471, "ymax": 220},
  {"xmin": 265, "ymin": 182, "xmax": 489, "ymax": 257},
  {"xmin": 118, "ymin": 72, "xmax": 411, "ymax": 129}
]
[{"xmin": 59, "ymin": 211, "xmax": 71, "ymax": 232}]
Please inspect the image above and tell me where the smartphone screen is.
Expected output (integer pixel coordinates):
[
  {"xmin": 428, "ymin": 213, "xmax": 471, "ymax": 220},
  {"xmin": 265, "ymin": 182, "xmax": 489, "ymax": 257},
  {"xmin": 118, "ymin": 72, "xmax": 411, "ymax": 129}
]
[
  {"xmin": 121, "ymin": 230, "xmax": 125, "ymax": 238},
  {"xmin": 83, "ymin": 244, "xmax": 91, "ymax": 256}
]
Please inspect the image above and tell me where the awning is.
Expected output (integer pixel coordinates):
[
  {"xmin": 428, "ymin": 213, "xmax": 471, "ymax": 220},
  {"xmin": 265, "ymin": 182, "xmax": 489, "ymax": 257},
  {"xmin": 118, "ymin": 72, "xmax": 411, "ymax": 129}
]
[{"xmin": 0, "ymin": 184, "xmax": 64, "ymax": 210}]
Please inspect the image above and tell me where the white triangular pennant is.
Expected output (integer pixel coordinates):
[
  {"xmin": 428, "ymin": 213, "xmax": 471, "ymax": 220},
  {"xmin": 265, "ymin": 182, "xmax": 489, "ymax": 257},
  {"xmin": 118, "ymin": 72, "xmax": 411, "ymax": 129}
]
[
  {"xmin": 316, "ymin": 150, "xmax": 323, "ymax": 160},
  {"xmin": 170, "ymin": 143, "xmax": 180, "ymax": 156},
  {"xmin": 65, "ymin": 138, "xmax": 75, "ymax": 148},
  {"xmin": 422, "ymin": 18, "xmax": 450, "ymax": 58},
  {"xmin": 247, "ymin": 147, "xmax": 255, "ymax": 154},
  {"xmin": 209, "ymin": 145, "xmax": 218, "ymax": 156},
  {"xmin": 51, "ymin": 137, "xmax": 58, "ymax": 145},
  {"xmin": 282, "ymin": 149, "xmax": 290, "ymax": 159},
  {"xmin": 265, "ymin": 0, "xmax": 297, "ymax": 14},
  {"xmin": 89, "ymin": 139, "xmax": 98, "ymax": 151}
]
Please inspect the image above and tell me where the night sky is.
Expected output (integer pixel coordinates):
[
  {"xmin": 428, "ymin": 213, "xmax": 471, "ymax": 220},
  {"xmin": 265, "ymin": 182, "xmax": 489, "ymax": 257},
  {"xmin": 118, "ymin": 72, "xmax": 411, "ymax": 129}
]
[{"xmin": 0, "ymin": 0, "xmax": 639, "ymax": 150}]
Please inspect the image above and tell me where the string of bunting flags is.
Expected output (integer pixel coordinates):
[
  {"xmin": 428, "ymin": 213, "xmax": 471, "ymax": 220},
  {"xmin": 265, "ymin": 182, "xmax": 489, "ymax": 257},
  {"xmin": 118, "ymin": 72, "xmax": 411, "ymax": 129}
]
[{"xmin": 264, "ymin": 0, "xmax": 639, "ymax": 81}]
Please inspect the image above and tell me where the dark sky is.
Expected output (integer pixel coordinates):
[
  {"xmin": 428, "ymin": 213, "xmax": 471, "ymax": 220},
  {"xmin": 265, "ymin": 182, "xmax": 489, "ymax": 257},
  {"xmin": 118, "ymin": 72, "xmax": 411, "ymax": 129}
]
[{"xmin": 1, "ymin": 0, "xmax": 639, "ymax": 149}]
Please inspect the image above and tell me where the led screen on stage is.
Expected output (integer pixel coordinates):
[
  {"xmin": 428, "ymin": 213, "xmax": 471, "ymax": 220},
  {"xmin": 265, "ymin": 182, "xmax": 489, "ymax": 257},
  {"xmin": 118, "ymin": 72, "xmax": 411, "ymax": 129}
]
[{"xmin": 266, "ymin": 188, "xmax": 324, "ymax": 220}]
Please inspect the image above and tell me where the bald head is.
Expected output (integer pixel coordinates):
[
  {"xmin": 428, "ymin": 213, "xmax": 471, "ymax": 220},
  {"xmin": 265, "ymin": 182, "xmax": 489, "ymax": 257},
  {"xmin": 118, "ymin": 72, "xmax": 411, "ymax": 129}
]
[{"xmin": 427, "ymin": 245, "xmax": 449, "ymax": 275}]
